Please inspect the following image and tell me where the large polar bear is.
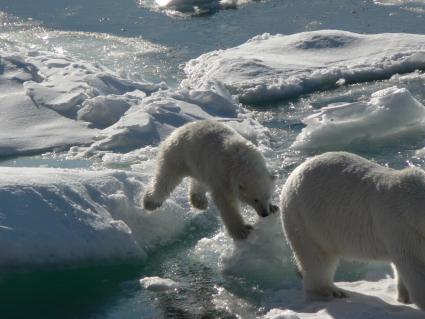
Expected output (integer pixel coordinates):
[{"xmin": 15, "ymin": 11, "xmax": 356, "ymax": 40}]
[
  {"xmin": 143, "ymin": 120, "xmax": 279, "ymax": 240},
  {"xmin": 281, "ymin": 151, "xmax": 425, "ymax": 310}
]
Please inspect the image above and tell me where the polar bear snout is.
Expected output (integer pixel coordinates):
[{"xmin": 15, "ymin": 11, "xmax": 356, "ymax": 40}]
[{"xmin": 255, "ymin": 203, "xmax": 279, "ymax": 218}]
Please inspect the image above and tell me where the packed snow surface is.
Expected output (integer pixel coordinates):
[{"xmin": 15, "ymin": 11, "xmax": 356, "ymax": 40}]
[
  {"xmin": 292, "ymin": 86, "xmax": 425, "ymax": 150},
  {"xmin": 183, "ymin": 30, "xmax": 425, "ymax": 103},
  {"xmin": 0, "ymin": 167, "xmax": 188, "ymax": 267}
]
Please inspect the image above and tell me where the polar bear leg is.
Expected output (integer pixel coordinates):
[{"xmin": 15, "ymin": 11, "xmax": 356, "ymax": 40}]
[
  {"xmin": 392, "ymin": 264, "xmax": 411, "ymax": 304},
  {"xmin": 288, "ymin": 229, "xmax": 345, "ymax": 300},
  {"xmin": 143, "ymin": 165, "xmax": 184, "ymax": 210},
  {"xmin": 189, "ymin": 178, "xmax": 208, "ymax": 210},
  {"xmin": 212, "ymin": 191, "xmax": 252, "ymax": 240},
  {"xmin": 392, "ymin": 255, "xmax": 425, "ymax": 310}
]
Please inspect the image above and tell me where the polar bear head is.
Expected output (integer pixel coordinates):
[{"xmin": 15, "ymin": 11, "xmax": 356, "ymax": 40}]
[{"xmin": 235, "ymin": 148, "xmax": 278, "ymax": 217}]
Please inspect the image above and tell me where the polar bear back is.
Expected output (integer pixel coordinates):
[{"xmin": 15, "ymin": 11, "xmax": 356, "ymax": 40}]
[
  {"xmin": 158, "ymin": 120, "xmax": 268, "ymax": 190},
  {"xmin": 281, "ymin": 152, "xmax": 425, "ymax": 261}
]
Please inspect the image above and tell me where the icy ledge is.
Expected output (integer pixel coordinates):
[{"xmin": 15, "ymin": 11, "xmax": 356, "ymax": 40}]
[
  {"xmin": 292, "ymin": 86, "xmax": 425, "ymax": 150},
  {"xmin": 183, "ymin": 30, "xmax": 425, "ymax": 104},
  {"xmin": 0, "ymin": 167, "xmax": 188, "ymax": 267}
]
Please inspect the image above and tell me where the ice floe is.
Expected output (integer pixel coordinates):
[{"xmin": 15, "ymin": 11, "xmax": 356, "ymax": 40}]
[
  {"xmin": 292, "ymin": 86, "xmax": 425, "ymax": 150},
  {"xmin": 140, "ymin": 0, "xmax": 254, "ymax": 15},
  {"xmin": 140, "ymin": 276, "xmax": 179, "ymax": 291},
  {"xmin": 193, "ymin": 213, "xmax": 294, "ymax": 288},
  {"xmin": 0, "ymin": 167, "xmax": 188, "ymax": 267},
  {"xmin": 1, "ymin": 41, "xmax": 264, "ymax": 157},
  {"xmin": 0, "ymin": 45, "xmax": 164, "ymax": 156},
  {"xmin": 183, "ymin": 30, "xmax": 425, "ymax": 104}
]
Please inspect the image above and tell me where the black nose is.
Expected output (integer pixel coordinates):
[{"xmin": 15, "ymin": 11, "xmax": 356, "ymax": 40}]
[
  {"xmin": 269, "ymin": 204, "xmax": 279, "ymax": 214},
  {"xmin": 261, "ymin": 211, "xmax": 269, "ymax": 217}
]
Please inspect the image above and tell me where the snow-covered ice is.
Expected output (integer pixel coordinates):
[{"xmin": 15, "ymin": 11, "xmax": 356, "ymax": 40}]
[
  {"xmin": 292, "ymin": 86, "xmax": 425, "ymax": 150},
  {"xmin": 262, "ymin": 279, "xmax": 423, "ymax": 319},
  {"xmin": 0, "ymin": 167, "xmax": 188, "ymax": 267},
  {"xmin": 194, "ymin": 213, "xmax": 292, "ymax": 288},
  {"xmin": 1, "ymin": 40, "xmax": 266, "ymax": 157},
  {"xmin": 0, "ymin": 45, "xmax": 164, "ymax": 156},
  {"xmin": 183, "ymin": 30, "xmax": 425, "ymax": 103}
]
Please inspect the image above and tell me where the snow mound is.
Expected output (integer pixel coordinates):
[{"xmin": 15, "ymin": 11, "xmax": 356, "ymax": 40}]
[
  {"xmin": 292, "ymin": 86, "xmax": 425, "ymax": 150},
  {"xmin": 0, "ymin": 167, "xmax": 189, "ymax": 267},
  {"xmin": 140, "ymin": 276, "xmax": 179, "ymax": 291},
  {"xmin": 0, "ymin": 45, "xmax": 165, "ymax": 156},
  {"xmin": 183, "ymin": 30, "xmax": 425, "ymax": 104}
]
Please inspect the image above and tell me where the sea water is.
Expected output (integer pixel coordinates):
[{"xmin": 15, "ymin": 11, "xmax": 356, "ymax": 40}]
[{"xmin": 1, "ymin": 0, "xmax": 425, "ymax": 318}]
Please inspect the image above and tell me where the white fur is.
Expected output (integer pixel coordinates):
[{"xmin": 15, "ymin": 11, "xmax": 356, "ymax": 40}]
[
  {"xmin": 143, "ymin": 120, "xmax": 277, "ymax": 240},
  {"xmin": 280, "ymin": 151, "xmax": 425, "ymax": 309}
]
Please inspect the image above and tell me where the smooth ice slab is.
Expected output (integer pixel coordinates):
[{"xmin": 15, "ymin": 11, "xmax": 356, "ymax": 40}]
[
  {"xmin": 183, "ymin": 30, "xmax": 425, "ymax": 104},
  {"xmin": 292, "ymin": 87, "xmax": 425, "ymax": 150}
]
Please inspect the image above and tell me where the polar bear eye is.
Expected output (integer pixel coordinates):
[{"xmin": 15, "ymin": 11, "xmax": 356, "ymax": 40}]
[{"xmin": 254, "ymin": 199, "xmax": 259, "ymax": 203}]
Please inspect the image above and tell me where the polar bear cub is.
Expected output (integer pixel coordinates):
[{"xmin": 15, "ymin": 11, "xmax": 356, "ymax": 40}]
[
  {"xmin": 143, "ymin": 120, "xmax": 278, "ymax": 240},
  {"xmin": 281, "ymin": 151, "xmax": 425, "ymax": 310}
]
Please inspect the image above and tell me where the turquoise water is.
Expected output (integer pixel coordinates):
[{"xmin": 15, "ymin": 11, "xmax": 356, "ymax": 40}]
[{"xmin": 2, "ymin": 0, "xmax": 425, "ymax": 318}]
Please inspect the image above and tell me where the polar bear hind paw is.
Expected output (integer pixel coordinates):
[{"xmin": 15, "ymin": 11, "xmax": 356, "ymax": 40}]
[
  {"xmin": 190, "ymin": 193, "xmax": 208, "ymax": 210},
  {"xmin": 306, "ymin": 286, "xmax": 347, "ymax": 301}
]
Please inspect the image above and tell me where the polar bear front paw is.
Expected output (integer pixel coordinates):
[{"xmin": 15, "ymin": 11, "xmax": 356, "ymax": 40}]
[
  {"xmin": 190, "ymin": 193, "xmax": 208, "ymax": 210},
  {"xmin": 143, "ymin": 193, "xmax": 163, "ymax": 211},
  {"xmin": 306, "ymin": 286, "xmax": 347, "ymax": 301},
  {"xmin": 229, "ymin": 224, "xmax": 253, "ymax": 241}
]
